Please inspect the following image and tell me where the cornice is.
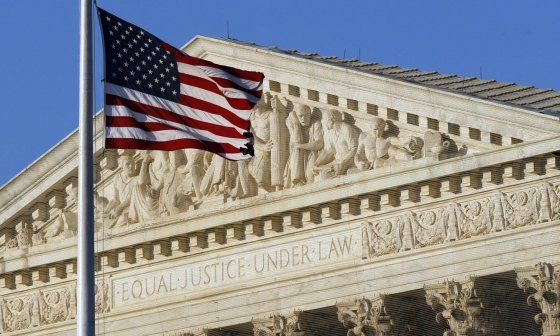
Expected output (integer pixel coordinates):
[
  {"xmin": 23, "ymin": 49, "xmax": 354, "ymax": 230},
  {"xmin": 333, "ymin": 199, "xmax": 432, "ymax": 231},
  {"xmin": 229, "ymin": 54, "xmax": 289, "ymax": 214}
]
[{"xmin": 182, "ymin": 36, "xmax": 560, "ymax": 137}]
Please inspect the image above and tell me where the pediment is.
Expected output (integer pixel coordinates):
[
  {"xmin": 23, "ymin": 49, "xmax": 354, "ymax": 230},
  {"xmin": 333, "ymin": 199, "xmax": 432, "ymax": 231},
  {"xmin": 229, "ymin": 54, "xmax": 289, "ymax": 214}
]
[{"xmin": 0, "ymin": 35, "xmax": 559, "ymax": 262}]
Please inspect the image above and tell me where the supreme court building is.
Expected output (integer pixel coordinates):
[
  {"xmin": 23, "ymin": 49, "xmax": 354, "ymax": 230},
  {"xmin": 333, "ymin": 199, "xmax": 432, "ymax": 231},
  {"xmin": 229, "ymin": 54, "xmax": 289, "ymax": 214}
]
[{"xmin": 1, "ymin": 36, "xmax": 560, "ymax": 335}]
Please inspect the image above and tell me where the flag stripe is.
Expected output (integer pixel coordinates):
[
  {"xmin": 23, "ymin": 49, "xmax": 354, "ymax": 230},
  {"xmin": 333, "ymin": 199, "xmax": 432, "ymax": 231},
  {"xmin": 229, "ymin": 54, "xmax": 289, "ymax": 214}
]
[
  {"xmin": 196, "ymin": 65, "xmax": 263, "ymax": 91},
  {"xmin": 210, "ymin": 76, "xmax": 262, "ymax": 99},
  {"xmin": 179, "ymin": 84, "xmax": 254, "ymax": 118},
  {"xmin": 166, "ymin": 44, "xmax": 264, "ymax": 83},
  {"xmin": 107, "ymin": 116, "xmax": 176, "ymax": 132},
  {"xmin": 179, "ymin": 73, "xmax": 259, "ymax": 107},
  {"xmin": 177, "ymin": 61, "xmax": 262, "ymax": 93},
  {"xmin": 178, "ymin": 93, "xmax": 251, "ymax": 127},
  {"xmin": 177, "ymin": 63, "xmax": 262, "ymax": 100},
  {"xmin": 106, "ymin": 138, "xmax": 249, "ymax": 160},
  {"xmin": 106, "ymin": 83, "xmax": 250, "ymax": 131},
  {"xmin": 105, "ymin": 106, "xmax": 249, "ymax": 148},
  {"xmin": 105, "ymin": 128, "xmax": 244, "ymax": 154},
  {"xmin": 105, "ymin": 94, "xmax": 246, "ymax": 139}
]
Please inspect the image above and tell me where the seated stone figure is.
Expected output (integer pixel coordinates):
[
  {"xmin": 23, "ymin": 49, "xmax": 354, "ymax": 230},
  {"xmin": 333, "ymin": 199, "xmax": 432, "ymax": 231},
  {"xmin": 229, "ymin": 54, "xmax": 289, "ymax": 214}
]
[
  {"xmin": 313, "ymin": 109, "xmax": 359, "ymax": 179},
  {"xmin": 284, "ymin": 103, "xmax": 324, "ymax": 187},
  {"xmin": 41, "ymin": 210, "xmax": 77, "ymax": 241},
  {"xmin": 354, "ymin": 117, "xmax": 423, "ymax": 171}
]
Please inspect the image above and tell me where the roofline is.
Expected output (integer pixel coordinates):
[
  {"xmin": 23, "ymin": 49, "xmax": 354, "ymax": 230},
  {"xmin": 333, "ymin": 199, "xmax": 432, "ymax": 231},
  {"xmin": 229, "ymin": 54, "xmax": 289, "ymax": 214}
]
[{"xmin": 182, "ymin": 35, "xmax": 560, "ymax": 122}]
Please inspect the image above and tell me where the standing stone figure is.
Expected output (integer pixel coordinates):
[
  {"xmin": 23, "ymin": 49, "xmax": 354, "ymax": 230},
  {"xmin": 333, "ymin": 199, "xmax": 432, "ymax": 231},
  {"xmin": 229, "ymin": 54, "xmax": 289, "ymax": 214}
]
[
  {"xmin": 106, "ymin": 152, "xmax": 159, "ymax": 227},
  {"xmin": 249, "ymin": 93, "xmax": 274, "ymax": 193},
  {"xmin": 314, "ymin": 109, "xmax": 359, "ymax": 179},
  {"xmin": 200, "ymin": 154, "xmax": 239, "ymax": 197},
  {"xmin": 355, "ymin": 116, "xmax": 423, "ymax": 171},
  {"xmin": 179, "ymin": 149, "xmax": 206, "ymax": 204},
  {"xmin": 150, "ymin": 151, "xmax": 189, "ymax": 216},
  {"xmin": 284, "ymin": 103, "xmax": 324, "ymax": 187},
  {"xmin": 269, "ymin": 96, "xmax": 290, "ymax": 191}
]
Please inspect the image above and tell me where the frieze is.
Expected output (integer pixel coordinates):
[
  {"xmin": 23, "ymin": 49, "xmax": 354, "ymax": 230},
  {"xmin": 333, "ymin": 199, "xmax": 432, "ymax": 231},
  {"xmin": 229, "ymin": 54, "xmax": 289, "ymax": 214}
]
[
  {"xmin": 0, "ymin": 284, "xmax": 75, "ymax": 333},
  {"xmin": 362, "ymin": 182, "xmax": 560, "ymax": 259},
  {"xmin": 0, "ymin": 280, "xmax": 111, "ymax": 333}
]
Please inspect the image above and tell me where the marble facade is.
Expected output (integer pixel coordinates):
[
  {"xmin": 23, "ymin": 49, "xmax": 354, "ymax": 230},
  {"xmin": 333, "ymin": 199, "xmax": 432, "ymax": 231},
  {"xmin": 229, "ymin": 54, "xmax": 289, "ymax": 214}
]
[{"xmin": 0, "ymin": 36, "xmax": 559, "ymax": 335}]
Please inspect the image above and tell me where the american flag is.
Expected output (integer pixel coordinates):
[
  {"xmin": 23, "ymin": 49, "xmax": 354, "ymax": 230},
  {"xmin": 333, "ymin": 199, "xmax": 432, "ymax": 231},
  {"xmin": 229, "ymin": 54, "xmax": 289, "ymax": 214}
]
[{"xmin": 97, "ymin": 8, "xmax": 264, "ymax": 160}]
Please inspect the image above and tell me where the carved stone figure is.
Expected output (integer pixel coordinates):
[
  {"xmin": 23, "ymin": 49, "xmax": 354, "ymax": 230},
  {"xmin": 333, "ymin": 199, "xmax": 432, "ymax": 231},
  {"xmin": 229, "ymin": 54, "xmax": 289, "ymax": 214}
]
[
  {"xmin": 93, "ymin": 191, "xmax": 109, "ymax": 230},
  {"xmin": 0, "ymin": 285, "xmax": 77, "ymax": 332},
  {"xmin": 363, "ymin": 218, "xmax": 403, "ymax": 258},
  {"xmin": 6, "ymin": 221, "xmax": 33, "ymax": 250},
  {"xmin": 29, "ymin": 192, "xmax": 74, "ymax": 242},
  {"xmin": 314, "ymin": 109, "xmax": 359, "ymax": 178},
  {"xmin": 249, "ymin": 94, "xmax": 274, "ymax": 192},
  {"xmin": 408, "ymin": 208, "xmax": 447, "ymax": 248},
  {"xmin": 39, "ymin": 288, "xmax": 71, "ymax": 325},
  {"xmin": 501, "ymin": 187, "xmax": 541, "ymax": 229},
  {"xmin": 106, "ymin": 152, "xmax": 158, "ymax": 227},
  {"xmin": 95, "ymin": 281, "xmax": 110, "ymax": 314},
  {"xmin": 269, "ymin": 96, "xmax": 290, "ymax": 191},
  {"xmin": 200, "ymin": 155, "xmax": 247, "ymax": 198},
  {"xmin": 0, "ymin": 297, "xmax": 33, "ymax": 333},
  {"xmin": 284, "ymin": 103, "xmax": 324, "ymax": 187},
  {"xmin": 41, "ymin": 210, "xmax": 77, "ymax": 241},
  {"xmin": 180, "ymin": 149, "xmax": 206, "ymax": 203},
  {"xmin": 423, "ymin": 131, "xmax": 450, "ymax": 160},
  {"xmin": 455, "ymin": 198, "xmax": 494, "ymax": 239},
  {"xmin": 200, "ymin": 94, "xmax": 277, "ymax": 198},
  {"xmin": 149, "ymin": 151, "xmax": 196, "ymax": 216},
  {"xmin": 354, "ymin": 117, "xmax": 423, "ymax": 171}
]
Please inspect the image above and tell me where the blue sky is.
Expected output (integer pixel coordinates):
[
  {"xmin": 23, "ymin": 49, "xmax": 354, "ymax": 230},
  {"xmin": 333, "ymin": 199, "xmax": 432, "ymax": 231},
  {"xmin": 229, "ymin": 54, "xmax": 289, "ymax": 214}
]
[{"xmin": 0, "ymin": 1, "xmax": 558, "ymax": 186}]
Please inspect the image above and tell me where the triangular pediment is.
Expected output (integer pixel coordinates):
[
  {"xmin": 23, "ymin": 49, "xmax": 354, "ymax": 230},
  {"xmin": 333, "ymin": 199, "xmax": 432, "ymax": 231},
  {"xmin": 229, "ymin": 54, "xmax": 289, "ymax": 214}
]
[{"xmin": 0, "ymin": 35, "xmax": 559, "ymax": 264}]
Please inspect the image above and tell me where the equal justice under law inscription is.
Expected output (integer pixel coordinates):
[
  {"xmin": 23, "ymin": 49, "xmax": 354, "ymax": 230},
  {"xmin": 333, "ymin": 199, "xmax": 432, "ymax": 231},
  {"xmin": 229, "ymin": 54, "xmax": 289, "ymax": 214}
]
[{"xmin": 111, "ymin": 227, "xmax": 361, "ymax": 307}]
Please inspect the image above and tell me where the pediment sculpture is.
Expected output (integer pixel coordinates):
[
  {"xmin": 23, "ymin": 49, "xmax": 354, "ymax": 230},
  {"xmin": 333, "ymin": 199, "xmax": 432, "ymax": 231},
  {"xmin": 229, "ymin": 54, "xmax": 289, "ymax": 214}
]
[{"xmin": 7, "ymin": 92, "xmax": 468, "ymax": 250}]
